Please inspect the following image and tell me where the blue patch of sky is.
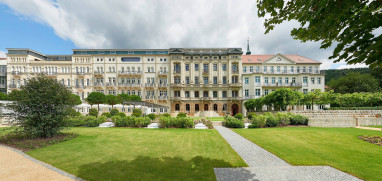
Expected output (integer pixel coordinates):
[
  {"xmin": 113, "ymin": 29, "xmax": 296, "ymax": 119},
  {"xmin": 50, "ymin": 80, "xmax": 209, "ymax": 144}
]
[{"xmin": 0, "ymin": 4, "xmax": 76, "ymax": 55}]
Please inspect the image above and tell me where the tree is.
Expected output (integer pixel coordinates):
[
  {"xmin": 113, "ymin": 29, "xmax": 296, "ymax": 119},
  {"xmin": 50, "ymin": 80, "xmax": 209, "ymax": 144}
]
[
  {"xmin": 265, "ymin": 88, "xmax": 301, "ymax": 111},
  {"xmin": 117, "ymin": 93, "xmax": 130, "ymax": 110},
  {"xmin": 89, "ymin": 108, "xmax": 99, "ymax": 117},
  {"xmin": 301, "ymin": 89, "xmax": 322, "ymax": 110},
  {"xmin": 110, "ymin": 108, "xmax": 119, "ymax": 116},
  {"xmin": 327, "ymin": 72, "xmax": 380, "ymax": 93},
  {"xmin": 69, "ymin": 94, "xmax": 82, "ymax": 106},
  {"xmin": 257, "ymin": 1, "xmax": 382, "ymax": 67},
  {"xmin": 128, "ymin": 95, "xmax": 141, "ymax": 101},
  {"xmin": 85, "ymin": 92, "xmax": 106, "ymax": 111},
  {"xmin": 0, "ymin": 92, "xmax": 8, "ymax": 100},
  {"xmin": 8, "ymin": 75, "xmax": 75, "ymax": 138},
  {"xmin": 244, "ymin": 97, "xmax": 265, "ymax": 112},
  {"xmin": 106, "ymin": 95, "xmax": 119, "ymax": 109}
]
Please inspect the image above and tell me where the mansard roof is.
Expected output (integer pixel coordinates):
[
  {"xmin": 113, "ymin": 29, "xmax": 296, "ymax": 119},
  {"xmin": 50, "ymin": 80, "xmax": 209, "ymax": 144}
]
[{"xmin": 242, "ymin": 54, "xmax": 322, "ymax": 64}]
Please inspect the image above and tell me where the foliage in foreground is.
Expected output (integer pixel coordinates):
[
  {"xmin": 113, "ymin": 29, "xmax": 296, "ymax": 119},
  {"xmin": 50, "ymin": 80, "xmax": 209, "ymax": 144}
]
[
  {"xmin": 0, "ymin": 131, "xmax": 78, "ymax": 151},
  {"xmin": 114, "ymin": 116, "xmax": 151, "ymax": 128},
  {"xmin": 7, "ymin": 75, "xmax": 76, "ymax": 138},
  {"xmin": 159, "ymin": 117, "xmax": 194, "ymax": 128},
  {"xmin": 223, "ymin": 115, "xmax": 245, "ymax": 128}
]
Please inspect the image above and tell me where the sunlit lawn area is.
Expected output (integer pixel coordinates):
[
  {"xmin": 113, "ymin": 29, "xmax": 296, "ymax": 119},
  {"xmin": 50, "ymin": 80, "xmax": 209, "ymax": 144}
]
[
  {"xmin": 366, "ymin": 125, "xmax": 382, "ymax": 129},
  {"xmin": 27, "ymin": 127, "xmax": 246, "ymax": 181},
  {"xmin": 193, "ymin": 117, "xmax": 224, "ymax": 121},
  {"xmin": 234, "ymin": 127, "xmax": 382, "ymax": 181}
]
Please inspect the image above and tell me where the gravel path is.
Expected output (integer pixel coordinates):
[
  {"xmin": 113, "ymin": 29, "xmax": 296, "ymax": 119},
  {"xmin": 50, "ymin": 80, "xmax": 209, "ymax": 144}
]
[
  {"xmin": 214, "ymin": 126, "xmax": 362, "ymax": 181},
  {"xmin": 0, "ymin": 145, "xmax": 82, "ymax": 181}
]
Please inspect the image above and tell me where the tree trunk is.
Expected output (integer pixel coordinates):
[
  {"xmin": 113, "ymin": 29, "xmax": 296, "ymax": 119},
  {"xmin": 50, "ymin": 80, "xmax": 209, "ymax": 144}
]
[
  {"xmin": 311, "ymin": 99, "xmax": 314, "ymax": 110},
  {"xmin": 98, "ymin": 104, "xmax": 100, "ymax": 111}
]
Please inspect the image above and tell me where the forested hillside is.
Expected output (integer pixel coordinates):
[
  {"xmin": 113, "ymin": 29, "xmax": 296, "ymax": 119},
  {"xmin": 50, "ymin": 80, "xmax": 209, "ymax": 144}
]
[{"xmin": 324, "ymin": 68, "xmax": 371, "ymax": 84}]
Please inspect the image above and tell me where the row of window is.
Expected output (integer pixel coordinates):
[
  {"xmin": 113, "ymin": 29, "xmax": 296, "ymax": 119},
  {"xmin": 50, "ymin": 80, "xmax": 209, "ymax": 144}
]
[
  {"xmin": 174, "ymin": 90, "xmax": 239, "ymax": 98},
  {"xmin": 244, "ymin": 77, "xmax": 321, "ymax": 84},
  {"xmin": 175, "ymin": 103, "xmax": 228, "ymax": 112},
  {"xmin": 243, "ymin": 65, "xmax": 319, "ymax": 74},
  {"xmin": 9, "ymin": 57, "xmax": 27, "ymax": 62},
  {"xmin": 175, "ymin": 63, "xmax": 238, "ymax": 72},
  {"xmin": 174, "ymin": 76, "xmax": 239, "ymax": 84},
  {"xmin": 244, "ymin": 88, "xmax": 321, "ymax": 97}
]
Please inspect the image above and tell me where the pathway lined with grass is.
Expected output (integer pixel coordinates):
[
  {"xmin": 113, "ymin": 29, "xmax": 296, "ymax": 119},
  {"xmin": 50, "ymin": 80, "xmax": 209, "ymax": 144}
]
[{"xmin": 214, "ymin": 126, "xmax": 361, "ymax": 181}]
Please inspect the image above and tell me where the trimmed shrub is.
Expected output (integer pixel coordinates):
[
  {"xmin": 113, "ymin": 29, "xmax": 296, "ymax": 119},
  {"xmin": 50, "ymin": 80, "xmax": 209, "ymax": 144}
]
[
  {"xmin": 158, "ymin": 117, "xmax": 194, "ymax": 128},
  {"xmin": 248, "ymin": 124, "xmax": 260, "ymax": 128},
  {"xmin": 116, "ymin": 112, "xmax": 126, "ymax": 118},
  {"xmin": 252, "ymin": 115, "xmax": 267, "ymax": 128},
  {"xmin": 114, "ymin": 116, "xmax": 151, "ymax": 127},
  {"xmin": 275, "ymin": 113, "xmax": 290, "ymax": 126},
  {"xmin": 265, "ymin": 114, "xmax": 279, "ymax": 127},
  {"xmin": 224, "ymin": 115, "xmax": 244, "ymax": 128},
  {"xmin": 89, "ymin": 108, "xmax": 98, "ymax": 117},
  {"xmin": 97, "ymin": 116, "xmax": 108, "ymax": 123},
  {"xmin": 289, "ymin": 114, "xmax": 309, "ymax": 125},
  {"xmin": 160, "ymin": 113, "xmax": 171, "ymax": 117},
  {"xmin": 101, "ymin": 112, "xmax": 111, "ymax": 118},
  {"xmin": 111, "ymin": 115, "xmax": 122, "ymax": 123},
  {"xmin": 147, "ymin": 113, "xmax": 157, "ymax": 120},
  {"xmin": 177, "ymin": 112, "xmax": 187, "ymax": 118},
  {"xmin": 110, "ymin": 108, "xmax": 119, "ymax": 116},
  {"xmin": 247, "ymin": 112, "xmax": 256, "ymax": 120},
  {"xmin": 133, "ymin": 109, "xmax": 142, "ymax": 117},
  {"xmin": 234, "ymin": 113, "xmax": 244, "ymax": 120}
]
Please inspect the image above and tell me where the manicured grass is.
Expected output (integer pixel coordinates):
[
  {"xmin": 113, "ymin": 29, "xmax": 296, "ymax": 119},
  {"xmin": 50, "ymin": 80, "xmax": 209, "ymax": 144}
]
[
  {"xmin": 0, "ymin": 127, "xmax": 16, "ymax": 136},
  {"xmin": 27, "ymin": 128, "xmax": 246, "ymax": 181},
  {"xmin": 234, "ymin": 127, "xmax": 382, "ymax": 181},
  {"xmin": 193, "ymin": 117, "xmax": 224, "ymax": 121},
  {"xmin": 366, "ymin": 125, "xmax": 382, "ymax": 128}
]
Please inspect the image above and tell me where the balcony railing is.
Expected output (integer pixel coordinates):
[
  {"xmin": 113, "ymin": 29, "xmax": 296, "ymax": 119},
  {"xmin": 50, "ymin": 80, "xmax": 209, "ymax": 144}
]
[
  {"xmin": 118, "ymin": 71, "xmax": 142, "ymax": 76},
  {"xmin": 262, "ymin": 83, "xmax": 302, "ymax": 87},
  {"xmin": 232, "ymin": 70, "xmax": 239, "ymax": 74},
  {"xmin": 12, "ymin": 71, "xmax": 22, "ymax": 76},
  {"xmin": 118, "ymin": 83, "xmax": 141, "ymax": 87},
  {"xmin": 43, "ymin": 72, "xmax": 58, "ymax": 76},
  {"xmin": 8, "ymin": 84, "xmax": 18, "ymax": 88},
  {"xmin": 158, "ymin": 96, "xmax": 168, "ymax": 100},
  {"xmin": 94, "ymin": 82, "xmax": 104, "ymax": 87},
  {"xmin": 173, "ymin": 69, "xmax": 181, "ymax": 74},
  {"xmin": 106, "ymin": 82, "xmax": 116, "ymax": 86},
  {"xmin": 145, "ymin": 83, "xmax": 155, "ymax": 87},
  {"xmin": 157, "ymin": 71, "xmax": 168, "ymax": 76},
  {"xmin": 94, "ymin": 71, "xmax": 104, "ymax": 75},
  {"xmin": 145, "ymin": 95, "xmax": 156, "ymax": 100},
  {"xmin": 77, "ymin": 72, "xmax": 86, "ymax": 76},
  {"xmin": 158, "ymin": 84, "xmax": 168, "ymax": 88},
  {"xmin": 244, "ymin": 70, "xmax": 324, "ymax": 75},
  {"xmin": 75, "ymin": 85, "xmax": 86, "ymax": 89}
]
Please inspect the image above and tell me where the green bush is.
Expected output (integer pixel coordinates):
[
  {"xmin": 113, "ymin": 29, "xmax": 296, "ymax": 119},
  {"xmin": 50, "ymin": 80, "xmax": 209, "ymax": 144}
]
[
  {"xmin": 289, "ymin": 114, "xmax": 309, "ymax": 125},
  {"xmin": 234, "ymin": 113, "xmax": 244, "ymax": 120},
  {"xmin": 147, "ymin": 113, "xmax": 157, "ymax": 120},
  {"xmin": 64, "ymin": 115, "xmax": 105, "ymax": 127},
  {"xmin": 275, "ymin": 112, "xmax": 290, "ymax": 126},
  {"xmin": 133, "ymin": 109, "xmax": 142, "ymax": 117},
  {"xmin": 89, "ymin": 108, "xmax": 98, "ymax": 117},
  {"xmin": 223, "ymin": 115, "xmax": 244, "ymax": 128},
  {"xmin": 114, "ymin": 116, "xmax": 151, "ymax": 127},
  {"xmin": 111, "ymin": 115, "xmax": 122, "ymax": 123},
  {"xmin": 158, "ymin": 117, "xmax": 194, "ymax": 128},
  {"xmin": 247, "ymin": 112, "xmax": 257, "ymax": 120},
  {"xmin": 200, "ymin": 118, "xmax": 213, "ymax": 129},
  {"xmin": 110, "ymin": 108, "xmax": 119, "ymax": 116},
  {"xmin": 252, "ymin": 115, "xmax": 267, "ymax": 128},
  {"xmin": 177, "ymin": 112, "xmax": 187, "ymax": 118},
  {"xmin": 101, "ymin": 112, "xmax": 111, "ymax": 118},
  {"xmin": 116, "ymin": 112, "xmax": 126, "ymax": 117},
  {"xmin": 84, "ymin": 116, "xmax": 103, "ymax": 127},
  {"xmin": 265, "ymin": 114, "xmax": 279, "ymax": 127},
  {"xmin": 68, "ymin": 108, "xmax": 82, "ymax": 117},
  {"xmin": 97, "ymin": 116, "xmax": 108, "ymax": 123},
  {"xmin": 160, "ymin": 113, "xmax": 171, "ymax": 117}
]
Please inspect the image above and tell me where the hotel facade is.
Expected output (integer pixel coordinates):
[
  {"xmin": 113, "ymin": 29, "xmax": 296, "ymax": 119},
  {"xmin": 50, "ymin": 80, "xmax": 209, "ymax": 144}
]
[{"xmin": 5, "ymin": 47, "xmax": 324, "ymax": 116}]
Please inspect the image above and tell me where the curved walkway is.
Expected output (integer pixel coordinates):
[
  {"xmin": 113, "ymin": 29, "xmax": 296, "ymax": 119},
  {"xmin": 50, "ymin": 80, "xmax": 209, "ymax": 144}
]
[
  {"xmin": 0, "ymin": 145, "xmax": 82, "ymax": 181},
  {"xmin": 214, "ymin": 126, "xmax": 362, "ymax": 181}
]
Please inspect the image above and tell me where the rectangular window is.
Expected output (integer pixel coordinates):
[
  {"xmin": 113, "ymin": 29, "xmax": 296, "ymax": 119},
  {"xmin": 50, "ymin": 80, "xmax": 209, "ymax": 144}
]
[
  {"xmin": 303, "ymin": 89, "xmax": 308, "ymax": 94},
  {"xmin": 255, "ymin": 89, "xmax": 260, "ymax": 96},
  {"xmin": 185, "ymin": 91, "xmax": 190, "ymax": 98},
  {"xmin": 265, "ymin": 77, "xmax": 269, "ymax": 83},
  {"xmin": 185, "ymin": 64, "xmax": 189, "ymax": 71},
  {"xmin": 213, "ymin": 91, "xmax": 217, "ymax": 98},
  {"xmin": 270, "ymin": 66, "xmax": 274, "ymax": 73},
  {"xmin": 245, "ymin": 77, "xmax": 249, "ymax": 84},
  {"xmin": 213, "ymin": 64, "xmax": 217, "ymax": 71},
  {"xmin": 222, "ymin": 76, "xmax": 227, "ymax": 84},
  {"xmin": 231, "ymin": 76, "xmax": 238, "ymax": 83},
  {"xmin": 213, "ymin": 77, "xmax": 218, "ymax": 84},
  {"xmin": 303, "ymin": 77, "xmax": 308, "ymax": 83},
  {"xmin": 195, "ymin": 76, "xmax": 199, "ymax": 84},
  {"xmin": 203, "ymin": 91, "xmax": 208, "ymax": 97},
  {"xmin": 194, "ymin": 91, "xmax": 199, "ymax": 98},
  {"xmin": 264, "ymin": 89, "xmax": 269, "ymax": 95},
  {"xmin": 277, "ymin": 66, "xmax": 280, "ymax": 72},
  {"xmin": 185, "ymin": 77, "xmax": 190, "ymax": 84},
  {"xmin": 297, "ymin": 66, "xmax": 300, "ymax": 73},
  {"xmin": 283, "ymin": 66, "xmax": 287, "ymax": 73},
  {"xmin": 203, "ymin": 64, "xmax": 209, "ymax": 73},
  {"xmin": 309, "ymin": 66, "xmax": 312, "ymax": 73},
  {"xmin": 204, "ymin": 77, "xmax": 208, "ymax": 84},
  {"xmin": 222, "ymin": 91, "xmax": 227, "ymax": 98},
  {"xmin": 232, "ymin": 91, "xmax": 238, "ymax": 97},
  {"xmin": 222, "ymin": 64, "xmax": 227, "ymax": 71},
  {"xmin": 263, "ymin": 66, "xmax": 267, "ymax": 72},
  {"xmin": 303, "ymin": 66, "xmax": 306, "ymax": 73},
  {"xmin": 195, "ymin": 64, "xmax": 199, "ymax": 71},
  {"xmin": 318, "ymin": 77, "xmax": 321, "ymax": 84},
  {"xmin": 243, "ymin": 66, "xmax": 247, "ymax": 73},
  {"xmin": 278, "ymin": 77, "xmax": 282, "ymax": 84},
  {"xmin": 271, "ymin": 77, "xmax": 276, "ymax": 84},
  {"xmin": 291, "ymin": 66, "xmax": 294, "ymax": 73},
  {"xmin": 285, "ymin": 78, "xmax": 289, "ymax": 84},
  {"xmin": 311, "ymin": 77, "xmax": 315, "ymax": 84},
  {"xmin": 250, "ymin": 66, "xmax": 253, "ymax": 72},
  {"xmin": 245, "ymin": 90, "xmax": 249, "ymax": 97},
  {"xmin": 255, "ymin": 76, "xmax": 260, "ymax": 83}
]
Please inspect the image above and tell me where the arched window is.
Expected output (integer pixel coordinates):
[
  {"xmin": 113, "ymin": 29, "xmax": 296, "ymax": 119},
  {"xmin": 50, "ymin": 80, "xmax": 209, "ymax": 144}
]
[
  {"xmin": 195, "ymin": 104, "xmax": 199, "ymax": 112},
  {"xmin": 204, "ymin": 104, "xmax": 209, "ymax": 111},
  {"xmin": 132, "ymin": 67, "xmax": 135, "ymax": 72},
  {"xmin": 223, "ymin": 104, "xmax": 227, "ymax": 111},
  {"xmin": 213, "ymin": 104, "xmax": 218, "ymax": 111},
  {"xmin": 186, "ymin": 104, "xmax": 190, "ymax": 111},
  {"xmin": 175, "ymin": 104, "xmax": 180, "ymax": 111}
]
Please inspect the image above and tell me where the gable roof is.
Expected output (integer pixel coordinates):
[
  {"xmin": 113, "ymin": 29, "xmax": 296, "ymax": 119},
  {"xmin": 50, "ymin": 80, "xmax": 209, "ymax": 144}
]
[{"xmin": 242, "ymin": 54, "xmax": 321, "ymax": 64}]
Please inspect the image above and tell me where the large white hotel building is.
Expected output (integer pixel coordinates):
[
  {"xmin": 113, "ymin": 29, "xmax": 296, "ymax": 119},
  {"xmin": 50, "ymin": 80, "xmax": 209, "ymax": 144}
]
[{"xmin": 4, "ymin": 46, "xmax": 325, "ymax": 116}]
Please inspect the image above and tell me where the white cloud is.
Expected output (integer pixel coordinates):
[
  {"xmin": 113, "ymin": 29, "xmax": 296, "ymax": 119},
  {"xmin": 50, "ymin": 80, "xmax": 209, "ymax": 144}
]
[
  {"xmin": 0, "ymin": 0, "xmax": 368, "ymax": 69},
  {"xmin": 0, "ymin": 50, "xmax": 6, "ymax": 58},
  {"xmin": 336, "ymin": 63, "xmax": 368, "ymax": 69}
]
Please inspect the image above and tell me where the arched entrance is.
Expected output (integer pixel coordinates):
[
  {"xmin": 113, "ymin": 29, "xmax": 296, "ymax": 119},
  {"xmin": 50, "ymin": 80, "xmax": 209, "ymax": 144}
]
[{"xmin": 231, "ymin": 104, "xmax": 239, "ymax": 116}]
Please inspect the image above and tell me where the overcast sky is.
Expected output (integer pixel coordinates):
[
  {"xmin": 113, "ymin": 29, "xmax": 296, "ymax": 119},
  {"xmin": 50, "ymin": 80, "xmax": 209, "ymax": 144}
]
[{"xmin": 0, "ymin": 0, "xmax": 369, "ymax": 69}]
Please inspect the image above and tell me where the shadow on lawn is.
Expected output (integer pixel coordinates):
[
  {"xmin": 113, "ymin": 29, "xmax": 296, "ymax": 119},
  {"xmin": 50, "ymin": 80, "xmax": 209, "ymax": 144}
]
[{"xmin": 76, "ymin": 155, "xmax": 254, "ymax": 181}]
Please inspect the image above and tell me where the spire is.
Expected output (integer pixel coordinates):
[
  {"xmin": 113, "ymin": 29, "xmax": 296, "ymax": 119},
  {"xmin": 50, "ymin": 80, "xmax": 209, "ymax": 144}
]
[{"xmin": 246, "ymin": 37, "xmax": 251, "ymax": 55}]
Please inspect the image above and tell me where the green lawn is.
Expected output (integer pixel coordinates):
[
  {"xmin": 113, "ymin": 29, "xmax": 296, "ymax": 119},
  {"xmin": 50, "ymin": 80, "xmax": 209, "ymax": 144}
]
[
  {"xmin": 27, "ymin": 128, "xmax": 246, "ymax": 181},
  {"xmin": 234, "ymin": 127, "xmax": 382, "ymax": 181},
  {"xmin": 193, "ymin": 117, "xmax": 224, "ymax": 121},
  {"xmin": 0, "ymin": 127, "xmax": 16, "ymax": 136},
  {"xmin": 366, "ymin": 125, "xmax": 382, "ymax": 129}
]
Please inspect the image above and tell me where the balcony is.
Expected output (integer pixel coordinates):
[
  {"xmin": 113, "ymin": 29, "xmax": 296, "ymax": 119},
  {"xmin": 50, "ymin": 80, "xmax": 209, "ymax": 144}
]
[
  {"xmin": 158, "ymin": 84, "xmax": 168, "ymax": 89},
  {"xmin": 171, "ymin": 83, "xmax": 182, "ymax": 88},
  {"xmin": 43, "ymin": 72, "xmax": 58, "ymax": 77},
  {"xmin": 145, "ymin": 83, "xmax": 155, "ymax": 88},
  {"xmin": 157, "ymin": 71, "xmax": 168, "ymax": 77},
  {"xmin": 94, "ymin": 82, "xmax": 104, "ymax": 87},
  {"xmin": 230, "ymin": 97, "xmax": 242, "ymax": 101},
  {"xmin": 202, "ymin": 97, "xmax": 211, "ymax": 101},
  {"xmin": 94, "ymin": 71, "xmax": 104, "ymax": 76},
  {"xmin": 262, "ymin": 83, "xmax": 302, "ymax": 88},
  {"xmin": 243, "ymin": 70, "xmax": 325, "ymax": 75},
  {"xmin": 105, "ymin": 82, "xmax": 116, "ymax": 87},
  {"xmin": 75, "ymin": 85, "xmax": 86, "ymax": 89},
  {"xmin": 145, "ymin": 95, "xmax": 156, "ymax": 100},
  {"xmin": 118, "ymin": 83, "xmax": 141, "ymax": 88},
  {"xmin": 12, "ymin": 71, "xmax": 22, "ymax": 76},
  {"xmin": 203, "ymin": 69, "xmax": 209, "ymax": 74},
  {"xmin": 173, "ymin": 69, "xmax": 181, "ymax": 74},
  {"xmin": 231, "ymin": 70, "xmax": 239, "ymax": 74},
  {"xmin": 158, "ymin": 96, "xmax": 168, "ymax": 100},
  {"xmin": 8, "ymin": 84, "xmax": 18, "ymax": 89},
  {"xmin": 118, "ymin": 71, "xmax": 142, "ymax": 77},
  {"xmin": 77, "ymin": 72, "xmax": 86, "ymax": 77}
]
